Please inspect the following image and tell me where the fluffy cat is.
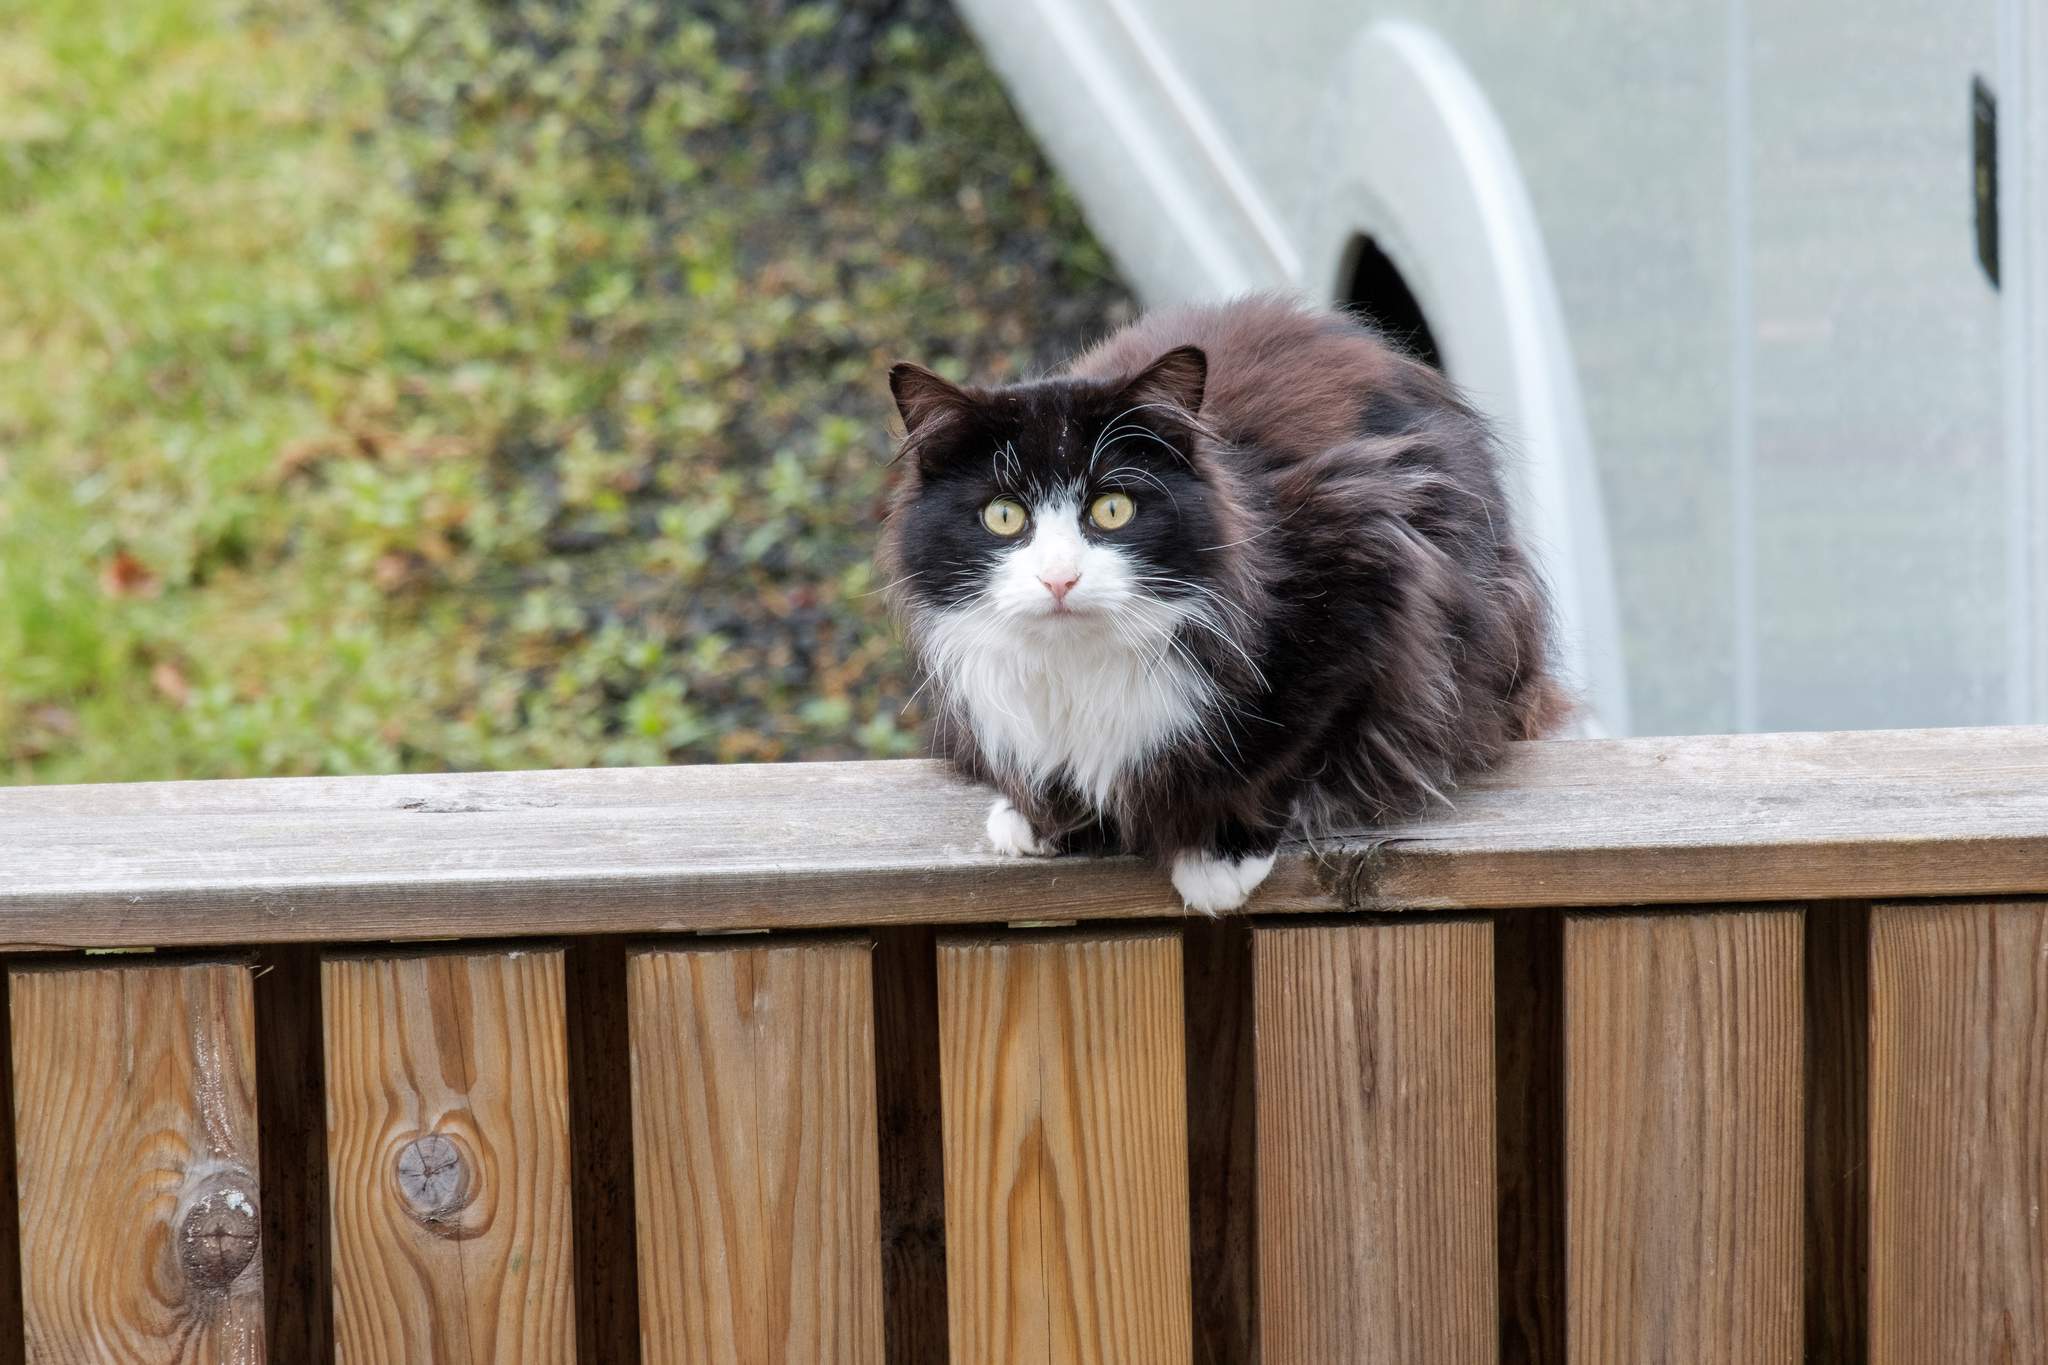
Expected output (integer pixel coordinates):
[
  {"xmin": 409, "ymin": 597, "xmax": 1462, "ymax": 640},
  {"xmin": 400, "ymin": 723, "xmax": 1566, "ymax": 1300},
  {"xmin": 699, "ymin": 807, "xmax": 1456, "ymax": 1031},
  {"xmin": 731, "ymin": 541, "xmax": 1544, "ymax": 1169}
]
[{"xmin": 880, "ymin": 294, "xmax": 1566, "ymax": 912}]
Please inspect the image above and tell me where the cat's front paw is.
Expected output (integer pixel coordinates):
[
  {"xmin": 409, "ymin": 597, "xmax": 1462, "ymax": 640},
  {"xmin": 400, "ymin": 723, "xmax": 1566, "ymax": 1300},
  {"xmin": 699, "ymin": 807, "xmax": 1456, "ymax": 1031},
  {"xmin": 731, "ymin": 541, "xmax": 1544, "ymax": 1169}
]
[
  {"xmin": 985, "ymin": 797, "xmax": 1054, "ymax": 857},
  {"xmin": 1171, "ymin": 849, "xmax": 1278, "ymax": 915}
]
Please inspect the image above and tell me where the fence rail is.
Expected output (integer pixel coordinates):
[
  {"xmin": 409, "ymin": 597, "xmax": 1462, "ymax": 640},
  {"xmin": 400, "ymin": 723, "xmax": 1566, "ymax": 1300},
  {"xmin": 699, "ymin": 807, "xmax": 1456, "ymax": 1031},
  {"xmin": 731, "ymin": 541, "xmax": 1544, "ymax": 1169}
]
[
  {"xmin": 7, "ymin": 725, "xmax": 2048, "ymax": 946},
  {"xmin": 0, "ymin": 726, "xmax": 2044, "ymax": 1361}
]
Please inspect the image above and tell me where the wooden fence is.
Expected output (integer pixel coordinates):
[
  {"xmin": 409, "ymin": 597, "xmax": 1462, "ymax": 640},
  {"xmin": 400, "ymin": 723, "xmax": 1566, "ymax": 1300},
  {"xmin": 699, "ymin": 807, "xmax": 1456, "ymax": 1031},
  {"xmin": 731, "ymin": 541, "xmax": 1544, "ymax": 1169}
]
[{"xmin": 3, "ymin": 724, "xmax": 2046, "ymax": 1362}]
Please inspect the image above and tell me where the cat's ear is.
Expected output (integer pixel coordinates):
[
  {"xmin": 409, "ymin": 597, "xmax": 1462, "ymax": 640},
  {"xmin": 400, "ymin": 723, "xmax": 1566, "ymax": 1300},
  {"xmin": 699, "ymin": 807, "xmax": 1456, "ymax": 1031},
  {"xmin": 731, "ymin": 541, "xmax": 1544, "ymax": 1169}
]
[
  {"xmin": 1119, "ymin": 345, "xmax": 1207, "ymax": 416},
  {"xmin": 889, "ymin": 362, "xmax": 972, "ymax": 437}
]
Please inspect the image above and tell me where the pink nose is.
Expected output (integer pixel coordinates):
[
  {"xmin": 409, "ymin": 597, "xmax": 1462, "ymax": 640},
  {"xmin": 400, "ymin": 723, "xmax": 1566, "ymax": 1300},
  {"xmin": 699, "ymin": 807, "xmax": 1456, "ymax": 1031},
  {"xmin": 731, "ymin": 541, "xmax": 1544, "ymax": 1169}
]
[{"xmin": 1040, "ymin": 569, "xmax": 1080, "ymax": 605}]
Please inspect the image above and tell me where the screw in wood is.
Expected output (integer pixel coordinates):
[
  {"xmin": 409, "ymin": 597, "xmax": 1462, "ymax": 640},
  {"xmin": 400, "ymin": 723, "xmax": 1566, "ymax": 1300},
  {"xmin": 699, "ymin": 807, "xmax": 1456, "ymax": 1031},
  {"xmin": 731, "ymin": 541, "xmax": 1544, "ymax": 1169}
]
[
  {"xmin": 177, "ymin": 1177, "xmax": 260, "ymax": 1291},
  {"xmin": 395, "ymin": 1132, "xmax": 471, "ymax": 1223}
]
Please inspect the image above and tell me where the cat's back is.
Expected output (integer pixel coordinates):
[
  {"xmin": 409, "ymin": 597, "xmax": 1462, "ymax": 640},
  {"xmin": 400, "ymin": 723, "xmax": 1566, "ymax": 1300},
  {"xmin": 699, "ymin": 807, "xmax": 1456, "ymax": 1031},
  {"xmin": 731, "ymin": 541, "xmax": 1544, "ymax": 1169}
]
[{"xmin": 1066, "ymin": 293, "xmax": 1428, "ymax": 459}]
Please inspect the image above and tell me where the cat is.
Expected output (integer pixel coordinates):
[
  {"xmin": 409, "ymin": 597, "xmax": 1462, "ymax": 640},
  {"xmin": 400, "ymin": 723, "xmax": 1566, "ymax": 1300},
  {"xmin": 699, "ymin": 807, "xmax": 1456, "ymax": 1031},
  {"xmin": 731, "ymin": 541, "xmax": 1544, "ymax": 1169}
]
[{"xmin": 880, "ymin": 293, "xmax": 1566, "ymax": 912}]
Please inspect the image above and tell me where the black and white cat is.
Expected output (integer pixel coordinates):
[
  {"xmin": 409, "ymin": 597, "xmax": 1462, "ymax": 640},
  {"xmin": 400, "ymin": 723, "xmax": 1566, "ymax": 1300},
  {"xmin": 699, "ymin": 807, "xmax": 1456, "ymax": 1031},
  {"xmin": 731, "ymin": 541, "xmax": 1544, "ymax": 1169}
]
[{"xmin": 881, "ymin": 294, "xmax": 1565, "ymax": 912}]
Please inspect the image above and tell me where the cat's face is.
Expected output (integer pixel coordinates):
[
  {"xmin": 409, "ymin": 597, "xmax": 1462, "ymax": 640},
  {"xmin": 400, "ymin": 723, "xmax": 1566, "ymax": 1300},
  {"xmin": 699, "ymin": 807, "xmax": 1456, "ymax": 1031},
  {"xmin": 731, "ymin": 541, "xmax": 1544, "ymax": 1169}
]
[{"xmin": 883, "ymin": 348, "xmax": 1223, "ymax": 640}]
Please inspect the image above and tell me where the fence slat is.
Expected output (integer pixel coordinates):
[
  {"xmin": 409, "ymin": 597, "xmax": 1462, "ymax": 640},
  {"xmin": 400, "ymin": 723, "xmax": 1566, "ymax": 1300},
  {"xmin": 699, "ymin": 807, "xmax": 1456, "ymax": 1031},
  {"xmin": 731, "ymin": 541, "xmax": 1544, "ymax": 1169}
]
[
  {"xmin": 323, "ymin": 949, "xmax": 575, "ymax": 1361},
  {"xmin": 566, "ymin": 939, "xmax": 641, "ymax": 1365},
  {"xmin": 0, "ymin": 972, "xmax": 22, "ymax": 1365},
  {"xmin": 1253, "ymin": 920, "xmax": 1497, "ymax": 1364},
  {"xmin": 1494, "ymin": 912, "xmax": 1565, "ymax": 1365},
  {"xmin": 1802, "ymin": 904, "xmax": 1869, "ymax": 1364},
  {"xmin": 938, "ymin": 931, "xmax": 1192, "ymax": 1365},
  {"xmin": 871, "ymin": 926, "xmax": 949, "ymax": 1365},
  {"xmin": 11, "ymin": 961, "xmax": 265, "ymax": 1363},
  {"xmin": 1184, "ymin": 917, "xmax": 1258, "ymax": 1365},
  {"xmin": 1869, "ymin": 901, "xmax": 2048, "ymax": 1363},
  {"xmin": 628, "ymin": 939, "xmax": 884, "ymax": 1364},
  {"xmin": 254, "ymin": 945, "xmax": 332, "ymax": 1362},
  {"xmin": 1564, "ymin": 911, "xmax": 1801, "ymax": 1364}
]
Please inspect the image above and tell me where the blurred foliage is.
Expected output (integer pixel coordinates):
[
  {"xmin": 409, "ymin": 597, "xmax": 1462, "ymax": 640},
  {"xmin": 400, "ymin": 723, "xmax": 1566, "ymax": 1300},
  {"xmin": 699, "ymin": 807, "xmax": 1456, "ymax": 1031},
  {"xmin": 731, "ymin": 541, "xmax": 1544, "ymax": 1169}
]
[{"xmin": 0, "ymin": 0, "xmax": 1130, "ymax": 781}]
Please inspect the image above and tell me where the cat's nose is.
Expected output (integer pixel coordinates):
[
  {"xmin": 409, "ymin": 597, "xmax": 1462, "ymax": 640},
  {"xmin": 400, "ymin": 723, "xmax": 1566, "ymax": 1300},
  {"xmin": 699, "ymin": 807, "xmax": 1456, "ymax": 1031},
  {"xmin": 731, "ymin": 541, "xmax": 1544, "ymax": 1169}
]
[{"xmin": 1039, "ymin": 568, "xmax": 1081, "ymax": 605}]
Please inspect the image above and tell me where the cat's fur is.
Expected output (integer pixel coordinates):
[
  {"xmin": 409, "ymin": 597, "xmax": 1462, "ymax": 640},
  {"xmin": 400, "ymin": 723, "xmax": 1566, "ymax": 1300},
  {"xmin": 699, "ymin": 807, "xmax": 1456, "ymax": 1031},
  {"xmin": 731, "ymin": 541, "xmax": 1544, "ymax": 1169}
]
[{"xmin": 880, "ymin": 294, "xmax": 1566, "ymax": 911}]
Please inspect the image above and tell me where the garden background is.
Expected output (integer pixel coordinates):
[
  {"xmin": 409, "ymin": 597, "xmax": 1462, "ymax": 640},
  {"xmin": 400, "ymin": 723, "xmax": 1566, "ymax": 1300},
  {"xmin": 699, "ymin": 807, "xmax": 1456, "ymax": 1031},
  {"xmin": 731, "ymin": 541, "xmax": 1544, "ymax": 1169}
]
[{"xmin": 0, "ymin": 0, "xmax": 1129, "ymax": 783}]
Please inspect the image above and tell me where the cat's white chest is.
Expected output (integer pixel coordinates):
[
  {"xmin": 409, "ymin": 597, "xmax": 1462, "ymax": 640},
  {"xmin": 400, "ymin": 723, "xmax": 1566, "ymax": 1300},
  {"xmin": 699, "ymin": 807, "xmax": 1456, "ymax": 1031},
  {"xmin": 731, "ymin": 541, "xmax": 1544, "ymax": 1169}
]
[{"xmin": 928, "ymin": 609, "xmax": 1211, "ymax": 807}]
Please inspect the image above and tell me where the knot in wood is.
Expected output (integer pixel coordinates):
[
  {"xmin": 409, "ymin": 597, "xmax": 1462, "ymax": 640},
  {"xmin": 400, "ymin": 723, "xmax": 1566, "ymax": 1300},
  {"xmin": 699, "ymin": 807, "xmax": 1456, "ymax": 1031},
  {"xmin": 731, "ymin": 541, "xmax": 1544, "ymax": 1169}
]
[
  {"xmin": 177, "ymin": 1177, "xmax": 259, "ymax": 1291},
  {"xmin": 396, "ymin": 1132, "xmax": 471, "ymax": 1223}
]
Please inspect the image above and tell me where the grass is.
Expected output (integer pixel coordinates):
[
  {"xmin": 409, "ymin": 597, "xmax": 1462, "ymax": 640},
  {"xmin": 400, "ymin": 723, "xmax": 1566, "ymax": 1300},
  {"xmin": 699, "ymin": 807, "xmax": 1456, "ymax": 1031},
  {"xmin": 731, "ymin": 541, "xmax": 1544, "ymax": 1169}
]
[{"xmin": 0, "ymin": 0, "xmax": 1131, "ymax": 783}]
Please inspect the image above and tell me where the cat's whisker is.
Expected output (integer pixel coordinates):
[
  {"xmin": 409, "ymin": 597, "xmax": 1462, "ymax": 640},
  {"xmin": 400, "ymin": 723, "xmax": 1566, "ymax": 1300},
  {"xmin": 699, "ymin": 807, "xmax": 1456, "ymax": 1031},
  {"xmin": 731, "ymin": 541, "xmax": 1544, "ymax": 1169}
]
[
  {"xmin": 1196, "ymin": 499, "xmax": 1310, "ymax": 552},
  {"xmin": 1085, "ymin": 402, "xmax": 1211, "ymax": 473},
  {"xmin": 1130, "ymin": 571, "xmax": 1257, "ymax": 621},
  {"xmin": 860, "ymin": 571, "xmax": 924, "ymax": 599},
  {"xmin": 1097, "ymin": 464, "xmax": 1180, "ymax": 512},
  {"xmin": 1090, "ymin": 425, "xmax": 1186, "ymax": 474}
]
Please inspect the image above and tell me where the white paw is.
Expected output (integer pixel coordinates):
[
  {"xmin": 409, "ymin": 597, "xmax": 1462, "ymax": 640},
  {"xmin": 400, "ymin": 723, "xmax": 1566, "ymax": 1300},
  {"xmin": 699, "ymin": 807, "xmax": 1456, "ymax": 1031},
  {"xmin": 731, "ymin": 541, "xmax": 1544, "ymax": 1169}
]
[
  {"xmin": 985, "ymin": 797, "xmax": 1053, "ymax": 857},
  {"xmin": 1170, "ymin": 849, "xmax": 1277, "ymax": 915}
]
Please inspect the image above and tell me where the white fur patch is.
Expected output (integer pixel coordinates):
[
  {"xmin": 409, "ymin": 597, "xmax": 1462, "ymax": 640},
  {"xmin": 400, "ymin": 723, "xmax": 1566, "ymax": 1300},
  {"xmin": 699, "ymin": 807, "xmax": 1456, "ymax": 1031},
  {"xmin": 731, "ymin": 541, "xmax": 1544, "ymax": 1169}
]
[
  {"xmin": 984, "ymin": 797, "xmax": 1052, "ymax": 857},
  {"xmin": 922, "ymin": 498, "xmax": 1215, "ymax": 808},
  {"xmin": 1170, "ymin": 849, "xmax": 1277, "ymax": 915}
]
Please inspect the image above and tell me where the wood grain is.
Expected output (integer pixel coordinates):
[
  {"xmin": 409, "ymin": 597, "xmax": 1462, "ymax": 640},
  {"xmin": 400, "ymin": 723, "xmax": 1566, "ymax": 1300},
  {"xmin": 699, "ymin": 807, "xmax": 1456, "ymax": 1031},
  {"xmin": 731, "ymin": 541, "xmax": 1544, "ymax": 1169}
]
[
  {"xmin": 10, "ymin": 961, "xmax": 266, "ymax": 1363},
  {"xmin": 1869, "ymin": 900, "xmax": 2048, "ymax": 1363},
  {"xmin": 8, "ymin": 726, "xmax": 2048, "ymax": 944},
  {"xmin": 871, "ymin": 926, "xmax": 949, "ymax": 1365},
  {"xmin": 628, "ymin": 938, "xmax": 883, "ymax": 1365},
  {"xmin": 323, "ymin": 948, "xmax": 575, "ymax": 1362},
  {"xmin": 938, "ymin": 931, "xmax": 1192, "ymax": 1365},
  {"xmin": 1563, "ymin": 911, "xmax": 1802, "ymax": 1364},
  {"xmin": 1253, "ymin": 920, "xmax": 1497, "ymax": 1364}
]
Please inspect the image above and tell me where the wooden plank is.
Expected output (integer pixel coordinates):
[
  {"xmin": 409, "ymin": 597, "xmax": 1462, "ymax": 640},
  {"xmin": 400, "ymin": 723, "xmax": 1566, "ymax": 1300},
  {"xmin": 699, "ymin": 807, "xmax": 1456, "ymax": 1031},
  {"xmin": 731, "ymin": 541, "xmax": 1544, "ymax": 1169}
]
[
  {"xmin": 565, "ymin": 939, "xmax": 640, "ymax": 1365},
  {"xmin": 1253, "ymin": 920, "xmax": 1497, "ymax": 1364},
  {"xmin": 1869, "ymin": 900, "xmax": 2048, "ymax": 1363},
  {"xmin": 1495, "ymin": 912, "xmax": 1564, "ymax": 1365},
  {"xmin": 323, "ymin": 948, "xmax": 575, "ymax": 1361},
  {"xmin": 0, "ymin": 970, "xmax": 22, "ymax": 1365},
  {"xmin": 629, "ymin": 938, "xmax": 883, "ymax": 1365},
  {"xmin": 6, "ymin": 726, "xmax": 2048, "ymax": 944},
  {"xmin": 1564, "ymin": 911, "xmax": 1802, "ymax": 1364},
  {"xmin": 1183, "ymin": 917, "xmax": 1258, "ymax": 1365},
  {"xmin": 871, "ymin": 926, "xmax": 949, "ymax": 1365},
  {"xmin": 938, "ymin": 931, "xmax": 1192, "ymax": 1365},
  {"xmin": 1802, "ymin": 904, "xmax": 1868, "ymax": 1364},
  {"xmin": 253, "ymin": 945, "xmax": 332, "ymax": 1362},
  {"xmin": 11, "ymin": 960, "xmax": 265, "ymax": 1363}
]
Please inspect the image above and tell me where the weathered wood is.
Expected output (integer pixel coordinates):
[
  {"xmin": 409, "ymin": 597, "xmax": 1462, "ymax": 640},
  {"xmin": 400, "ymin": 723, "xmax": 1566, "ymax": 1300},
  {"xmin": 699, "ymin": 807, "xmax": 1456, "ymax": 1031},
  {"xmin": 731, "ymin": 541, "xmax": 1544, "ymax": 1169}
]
[
  {"xmin": 565, "ymin": 939, "xmax": 640, "ymax": 1365},
  {"xmin": 1803, "ymin": 904, "xmax": 1869, "ymax": 1364},
  {"xmin": 1183, "ymin": 917, "xmax": 1259, "ymax": 1365},
  {"xmin": 323, "ymin": 949, "xmax": 575, "ymax": 1361},
  {"xmin": 1868, "ymin": 900, "xmax": 2048, "ymax": 1363},
  {"xmin": 0, "ymin": 970, "xmax": 22, "ymax": 1365},
  {"xmin": 629, "ymin": 939, "xmax": 883, "ymax": 1365},
  {"xmin": 938, "ymin": 931, "xmax": 1192, "ymax": 1365},
  {"xmin": 1564, "ymin": 911, "xmax": 1802, "ymax": 1364},
  {"xmin": 1253, "ymin": 920, "xmax": 1497, "ymax": 1364},
  {"xmin": 11, "ymin": 961, "xmax": 266, "ymax": 1363},
  {"xmin": 254, "ymin": 945, "xmax": 332, "ymax": 1362},
  {"xmin": 871, "ymin": 926, "xmax": 949, "ymax": 1365},
  {"xmin": 1495, "ymin": 912, "xmax": 1564, "ymax": 1365},
  {"xmin": 6, "ymin": 727, "xmax": 2048, "ymax": 943}
]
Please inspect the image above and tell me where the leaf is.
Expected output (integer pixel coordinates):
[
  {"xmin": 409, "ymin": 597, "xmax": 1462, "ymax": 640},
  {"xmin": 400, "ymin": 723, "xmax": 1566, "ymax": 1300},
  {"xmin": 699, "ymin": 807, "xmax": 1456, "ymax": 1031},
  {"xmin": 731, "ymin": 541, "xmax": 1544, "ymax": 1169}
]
[{"xmin": 98, "ymin": 550, "xmax": 160, "ymax": 599}]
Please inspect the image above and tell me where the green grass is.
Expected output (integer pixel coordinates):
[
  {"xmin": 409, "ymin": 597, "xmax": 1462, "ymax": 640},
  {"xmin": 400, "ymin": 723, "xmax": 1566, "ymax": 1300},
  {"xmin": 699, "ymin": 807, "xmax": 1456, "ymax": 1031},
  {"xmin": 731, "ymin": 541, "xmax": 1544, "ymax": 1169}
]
[{"xmin": 0, "ymin": 0, "xmax": 1130, "ymax": 782}]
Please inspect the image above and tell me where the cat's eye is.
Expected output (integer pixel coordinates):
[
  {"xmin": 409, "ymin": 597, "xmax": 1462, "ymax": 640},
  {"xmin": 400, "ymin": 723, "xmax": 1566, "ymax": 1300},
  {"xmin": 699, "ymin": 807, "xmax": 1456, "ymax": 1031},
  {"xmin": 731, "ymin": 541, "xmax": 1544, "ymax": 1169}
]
[
  {"xmin": 1089, "ymin": 492, "xmax": 1136, "ymax": 530},
  {"xmin": 982, "ymin": 497, "xmax": 1029, "ymax": 537}
]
